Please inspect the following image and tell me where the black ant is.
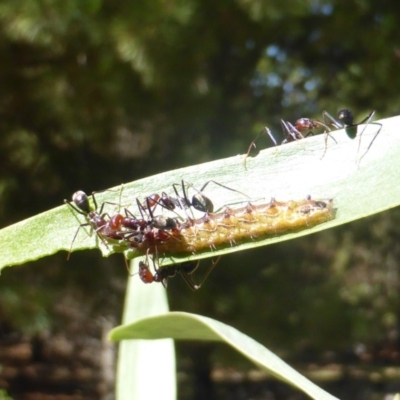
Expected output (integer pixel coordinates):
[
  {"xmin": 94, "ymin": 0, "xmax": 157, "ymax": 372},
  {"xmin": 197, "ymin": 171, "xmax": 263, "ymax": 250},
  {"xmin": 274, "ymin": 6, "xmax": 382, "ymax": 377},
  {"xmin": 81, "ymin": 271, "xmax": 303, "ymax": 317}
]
[
  {"xmin": 138, "ymin": 254, "xmax": 220, "ymax": 290},
  {"xmin": 322, "ymin": 109, "xmax": 382, "ymax": 161},
  {"xmin": 172, "ymin": 180, "xmax": 249, "ymax": 214},
  {"xmin": 142, "ymin": 180, "xmax": 249, "ymax": 215}
]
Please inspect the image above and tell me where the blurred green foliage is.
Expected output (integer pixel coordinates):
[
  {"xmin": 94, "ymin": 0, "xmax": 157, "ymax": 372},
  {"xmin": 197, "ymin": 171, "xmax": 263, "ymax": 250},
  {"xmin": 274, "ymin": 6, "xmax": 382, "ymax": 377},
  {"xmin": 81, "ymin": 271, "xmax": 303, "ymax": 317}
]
[{"xmin": 0, "ymin": 0, "xmax": 399, "ymax": 388}]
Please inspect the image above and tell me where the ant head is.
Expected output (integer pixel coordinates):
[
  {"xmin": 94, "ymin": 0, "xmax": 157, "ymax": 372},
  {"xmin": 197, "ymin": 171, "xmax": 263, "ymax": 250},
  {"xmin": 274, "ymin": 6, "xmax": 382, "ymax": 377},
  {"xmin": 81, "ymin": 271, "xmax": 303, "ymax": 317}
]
[
  {"xmin": 70, "ymin": 190, "xmax": 91, "ymax": 214},
  {"xmin": 337, "ymin": 109, "xmax": 354, "ymax": 126}
]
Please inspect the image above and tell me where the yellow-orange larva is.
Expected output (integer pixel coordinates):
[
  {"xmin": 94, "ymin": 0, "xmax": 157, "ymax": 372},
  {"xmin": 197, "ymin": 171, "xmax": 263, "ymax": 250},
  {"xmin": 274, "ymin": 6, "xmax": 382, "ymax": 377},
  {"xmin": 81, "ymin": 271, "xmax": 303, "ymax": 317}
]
[{"xmin": 129, "ymin": 197, "xmax": 336, "ymax": 256}]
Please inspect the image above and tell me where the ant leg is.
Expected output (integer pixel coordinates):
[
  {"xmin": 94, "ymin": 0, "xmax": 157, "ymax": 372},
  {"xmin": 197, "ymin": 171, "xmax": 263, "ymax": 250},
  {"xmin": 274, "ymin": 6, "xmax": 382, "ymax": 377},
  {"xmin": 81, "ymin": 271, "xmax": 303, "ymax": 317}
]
[
  {"xmin": 152, "ymin": 250, "xmax": 170, "ymax": 289},
  {"xmin": 320, "ymin": 130, "xmax": 330, "ymax": 160},
  {"xmin": 91, "ymin": 188, "xmax": 125, "ymax": 214},
  {"xmin": 320, "ymin": 111, "xmax": 343, "ymax": 159},
  {"xmin": 90, "ymin": 191, "xmax": 100, "ymax": 212},
  {"xmin": 357, "ymin": 110, "xmax": 375, "ymax": 125},
  {"xmin": 311, "ymin": 120, "xmax": 337, "ymax": 145},
  {"xmin": 263, "ymin": 126, "xmax": 278, "ymax": 146},
  {"xmin": 244, "ymin": 127, "xmax": 277, "ymax": 169},
  {"xmin": 94, "ymin": 221, "xmax": 112, "ymax": 249},
  {"xmin": 125, "ymin": 208, "xmax": 139, "ymax": 219},
  {"xmin": 357, "ymin": 111, "xmax": 382, "ymax": 164},
  {"xmin": 179, "ymin": 181, "xmax": 192, "ymax": 209},
  {"xmin": 198, "ymin": 180, "xmax": 250, "ymax": 212},
  {"xmin": 179, "ymin": 261, "xmax": 200, "ymax": 290},
  {"xmin": 171, "ymin": 181, "xmax": 201, "ymax": 216},
  {"xmin": 172, "ymin": 183, "xmax": 192, "ymax": 211},
  {"xmin": 136, "ymin": 197, "xmax": 151, "ymax": 220},
  {"xmin": 281, "ymin": 120, "xmax": 304, "ymax": 143},
  {"xmin": 197, "ymin": 180, "xmax": 250, "ymax": 200},
  {"xmin": 123, "ymin": 254, "xmax": 133, "ymax": 275},
  {"xmin": 180, "ymin": 256, "xmax": 221, "ymax": 290},
  {"xmin": 64, "ymin": 199, "xmax": 86, "ymax": 216},
  {"xmin": 356, "ymin": 110, "xmax": 375, "ymax": 162},
  {"xmin": 67, "ymin": 221, "xmax": 93, "ymax": 260},
  {"xmin": 322, "ymin": 110, "xmax": 343, "ymax": 130},
  {"xmin": 143, "ymin": 191, "xmax": 180, "ymax": 214}
]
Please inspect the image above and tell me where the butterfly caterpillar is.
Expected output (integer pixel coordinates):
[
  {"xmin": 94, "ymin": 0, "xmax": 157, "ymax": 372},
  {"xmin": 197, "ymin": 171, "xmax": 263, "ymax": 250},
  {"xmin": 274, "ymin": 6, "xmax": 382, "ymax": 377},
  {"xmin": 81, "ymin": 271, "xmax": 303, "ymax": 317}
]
[{"xmin": 128, "ymin": 196, "xmax": 335, "ymax": 256}]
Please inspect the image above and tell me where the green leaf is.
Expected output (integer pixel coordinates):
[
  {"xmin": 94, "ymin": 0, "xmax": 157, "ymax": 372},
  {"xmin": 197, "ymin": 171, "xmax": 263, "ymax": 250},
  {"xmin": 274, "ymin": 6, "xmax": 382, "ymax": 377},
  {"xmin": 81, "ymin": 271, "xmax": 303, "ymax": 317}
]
[
  {"xmin": 116, "ymin": 259, "xmax": 176, "ymax": 400},
  {"xmin": 109, "ymin": 311, "xmax": 339, "ymax": 400},
  {"xmin": 0, "ymin": 115, "xmax": 398, "ymax": 270}
]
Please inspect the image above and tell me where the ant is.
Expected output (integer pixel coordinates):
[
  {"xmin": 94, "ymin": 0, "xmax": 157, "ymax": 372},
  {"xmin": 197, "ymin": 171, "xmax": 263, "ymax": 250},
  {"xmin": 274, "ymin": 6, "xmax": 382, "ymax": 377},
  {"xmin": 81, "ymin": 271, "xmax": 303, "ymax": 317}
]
[
  {"xmin": 86, "ymin": 203, "xmax": 179, "ymax": 253},
  {"xmin": 173, "ymin": 180, "xmax": 249, "ymax": 214},
  {"xmin": 64, "ymin": 190, "xmax": 113, "ymax": 259},
  {"xmin": 322, "ymin": 109, "xmax": 382, "ymax": 161},
  {"xmin": 65, "ymin": 190, "xmax": 144, "ymax": 258},
  {"xmin": 137, "ymin": 197, "xmax": 180, "ymax": 230},
  {"xmin": 65, "ymin": 190, "xmax": 179, "ymax": 271},
  {"xmin": 138, "ymin": 254, "xmax": 220, "ymax": 290},
  {"xmin": 142, "ymin": 180, "xmax": 249, "ymax": 215},
  {"xmin": 244, "ymin": 117, "xmax": 333, "ymax": 167},
  {"xmin": 111, "ymin": 203, "xmax": 183, "ymax": 252},
  {"xmin": 142, "ymin": 192, "xmax": 181, "ymax": 212},
  {"xmin": 121, "ymin": 214, "xmax": 179, "ymax": 251}
]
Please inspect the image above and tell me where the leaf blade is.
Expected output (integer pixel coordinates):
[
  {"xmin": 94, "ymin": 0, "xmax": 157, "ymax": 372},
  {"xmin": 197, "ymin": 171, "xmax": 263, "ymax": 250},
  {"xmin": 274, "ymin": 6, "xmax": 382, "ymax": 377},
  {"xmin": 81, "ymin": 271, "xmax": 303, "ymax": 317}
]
[
  {"xmin": 0, "ymin": 115, "xmax": 398, "ymax": 269},
  {"xmin": 110, "ymin": 312, "xmax": 339, "ymax": 400}
]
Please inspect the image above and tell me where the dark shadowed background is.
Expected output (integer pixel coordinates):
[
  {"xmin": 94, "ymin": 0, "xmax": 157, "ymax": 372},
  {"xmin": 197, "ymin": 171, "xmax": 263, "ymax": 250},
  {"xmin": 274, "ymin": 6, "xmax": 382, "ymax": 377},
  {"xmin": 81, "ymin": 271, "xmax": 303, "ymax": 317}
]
[{"xmin": 0, "ymin": 1, "xmax": 399, "ymax": 399}]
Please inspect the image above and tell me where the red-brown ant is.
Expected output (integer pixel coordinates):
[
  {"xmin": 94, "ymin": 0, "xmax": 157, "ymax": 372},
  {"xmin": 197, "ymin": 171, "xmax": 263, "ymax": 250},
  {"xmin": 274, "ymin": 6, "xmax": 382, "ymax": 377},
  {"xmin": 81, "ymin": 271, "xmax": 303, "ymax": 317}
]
[
  {"xmin": 138, "ymin": 254, "xmax": 220, "ymax": 290},
  {"xmin": 95, "ymin": 206, "xmax": 179, "ymax": 250},
  {"xmin": 142, "ymin": 192, "xmax": 181, "ymax": 212},
  {"xmin": 65, "ymin": 190, "xmax": 183, "ymax": 272},
  {"xmin": 244, "ymin": 117, "xmax": 333, "ymax": 167},
  {"xmin": 101, "ymin": 202, "xmax": 182, "ymax": 253},
  {"xmin": 65, "ymin": 190, "xmax": 152, "ymax": 257}
]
